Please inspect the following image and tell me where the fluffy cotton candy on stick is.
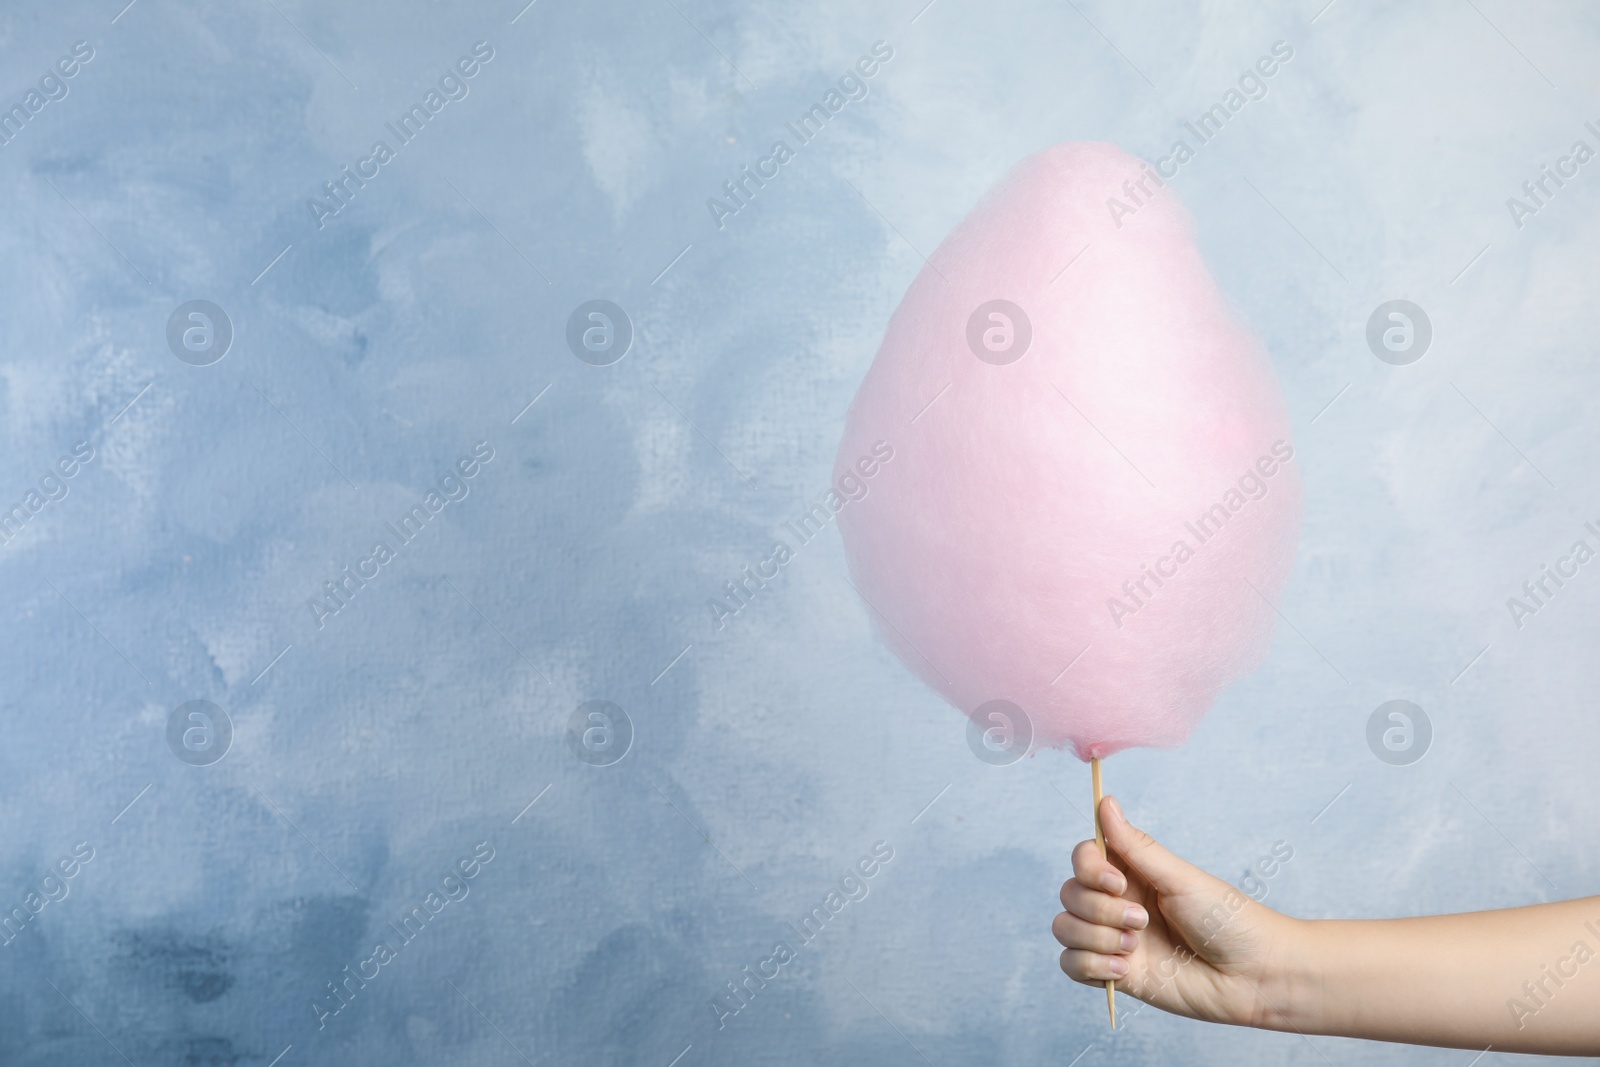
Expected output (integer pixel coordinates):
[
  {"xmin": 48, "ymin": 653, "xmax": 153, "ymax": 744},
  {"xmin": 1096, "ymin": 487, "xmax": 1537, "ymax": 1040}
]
[{"xmin": 833, "ymin": 142, "xmax": 1303, "ymax": 1023}]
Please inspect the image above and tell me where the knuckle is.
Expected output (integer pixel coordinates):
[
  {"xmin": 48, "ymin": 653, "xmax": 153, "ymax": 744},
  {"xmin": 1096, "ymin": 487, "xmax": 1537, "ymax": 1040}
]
[
  {"xmin": 1058, "ymin": 912, "xmax": 1121, "ymax": 953},
  {"xmin": 1064, "ymin": 888, "xmax": 1097, "ymax": 921},
  {"xmin": 1071, "ymin": 889, "xmax": 1123, "ymax": 927},
  {"xmin": 1062, "ymin": 948, "xmax": 1109, "ymax": 982},
  {"xmin": 1090, "ymin": 923, "xmax": 1123, "ymax": 953}
]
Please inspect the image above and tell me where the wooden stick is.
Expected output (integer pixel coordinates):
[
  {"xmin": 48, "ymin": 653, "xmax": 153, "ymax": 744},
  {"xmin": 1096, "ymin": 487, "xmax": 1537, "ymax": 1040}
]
[{"xmin": 1091, "ymin": 757, "xmax": 1116, "ymax": 1028}]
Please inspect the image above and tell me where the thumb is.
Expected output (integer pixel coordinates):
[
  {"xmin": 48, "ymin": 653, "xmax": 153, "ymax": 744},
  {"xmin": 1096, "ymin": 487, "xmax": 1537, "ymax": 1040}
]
[{"xmin": 1100, "ymin": 796, "xmax": 1200, "ymax": 895}]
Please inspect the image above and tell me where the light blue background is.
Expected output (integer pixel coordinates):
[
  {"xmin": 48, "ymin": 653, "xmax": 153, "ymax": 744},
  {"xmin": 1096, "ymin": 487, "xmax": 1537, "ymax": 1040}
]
[{"xmin": 2, "ymin": 0, "xmax": 1597, "ymax": 1063}]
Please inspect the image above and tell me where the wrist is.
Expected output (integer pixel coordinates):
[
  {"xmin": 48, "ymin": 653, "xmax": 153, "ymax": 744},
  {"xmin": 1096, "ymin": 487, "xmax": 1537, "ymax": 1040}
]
[{"xmin": 1242, "ymin": 913, "xmax": 1325, "ymax": 1033}]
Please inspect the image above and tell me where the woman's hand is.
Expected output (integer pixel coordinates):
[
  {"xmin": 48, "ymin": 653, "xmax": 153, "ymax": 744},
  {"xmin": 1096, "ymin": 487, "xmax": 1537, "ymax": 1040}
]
[
  {"xmin": 1054, "ymin": 796, "xmax": 1600, "ymax": 1053},
  {"xmin": 1052, "ymin": 796, "xmax": 1302, "ymax": 1028}
]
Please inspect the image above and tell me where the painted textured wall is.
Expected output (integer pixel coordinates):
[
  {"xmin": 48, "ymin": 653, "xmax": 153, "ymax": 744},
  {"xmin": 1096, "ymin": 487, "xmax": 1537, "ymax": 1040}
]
[{"xmin": 1, "ymin": 1, "xmax": 1597, "ymax": 1064}]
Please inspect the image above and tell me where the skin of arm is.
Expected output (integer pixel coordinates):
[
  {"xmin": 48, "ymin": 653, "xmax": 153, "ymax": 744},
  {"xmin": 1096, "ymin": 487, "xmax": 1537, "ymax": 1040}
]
[{"xmin": 1052, "ymin": 796, "xmax": 1600, "ymax": 1056}]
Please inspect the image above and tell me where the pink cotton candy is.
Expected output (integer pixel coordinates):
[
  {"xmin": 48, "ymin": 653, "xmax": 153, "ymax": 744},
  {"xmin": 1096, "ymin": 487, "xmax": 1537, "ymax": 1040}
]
[{"xmin": 834, "ymin": 142, "xmax": 1302, "ymax": 762}]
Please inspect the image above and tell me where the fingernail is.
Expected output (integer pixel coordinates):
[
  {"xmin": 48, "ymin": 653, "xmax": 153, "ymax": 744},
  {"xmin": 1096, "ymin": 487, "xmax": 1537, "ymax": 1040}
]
[
  {"xmin": 1119, "ymin": 931, "xmax": 1136, "ymax": 951},
  {"xmin": 1103, "ymin": 797, "xmax": 1123, "ymax": 823},
  {"xmin": 1124, "ymin": 905, "xmax": 1148, "ymax": 929},
  {"xmin": 1099, "ymin": 871, "xmax": 1124, "ymax": 893},
  {"xmin": 1109, "ymin": 956, "xmax": 1128, "ymax": 976}
]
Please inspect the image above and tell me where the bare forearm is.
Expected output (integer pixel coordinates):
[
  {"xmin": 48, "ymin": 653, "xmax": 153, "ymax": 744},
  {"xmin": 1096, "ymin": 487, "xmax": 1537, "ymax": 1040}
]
[{"xmin": 1264, "ymin": 898, "xmax": 1600, "ymax": 1055}]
